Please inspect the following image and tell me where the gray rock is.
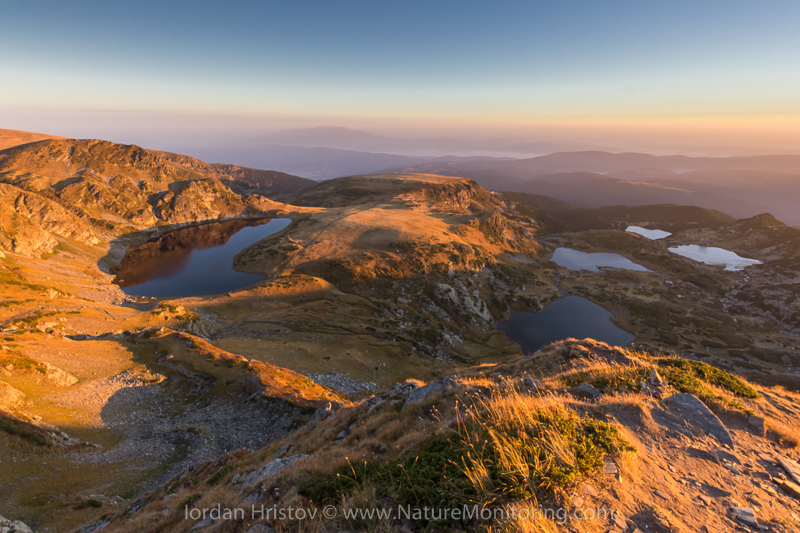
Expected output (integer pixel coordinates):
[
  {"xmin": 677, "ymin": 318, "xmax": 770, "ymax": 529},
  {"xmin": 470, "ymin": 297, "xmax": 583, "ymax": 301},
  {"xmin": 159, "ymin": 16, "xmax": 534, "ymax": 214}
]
[
  {"xmin": 650, "ymin": 368, "xmax": 663, "ymax": 385},
  {"xmin": 0, "ymin": 515, "xmax": 33, "ymax": 533},
  {"xmin": 748, "ymin": 414, "xmax": 766, "ymax": 436},
  {"xmin": 523, "ymin": 376, "xmax": 541, "ymax": 392},
  {"xmin": 664, "ymin": 393, "xmax": 733, "ymax": 447},
  {"xmin": 576, "ymin": 382, "xmax": 601, "ymax": 398},
  {"xmin": 402, "ymin": 376, "xmax": 457, "ymax": 410},
  {"xmin": 243, "ymin": 454, "xmax": 307, "ymax": 486},
  {"xmin": 726, "ymin": 465, "xmax": 742, "ymax": 475},
  {"xmin": 336, "ymin": 429, "xmax": 348, "ymax": 440},
  {"xmin": 776, "ymin": 454, "xmax": 800, "ymax": 485},
  {"xmin": 192, "ymin": 518, "xmax": 214, "ymax": 530},
  {"xmin": 309, "ymin": 402, "xmax": 332, "ymax": 425},
  {"xmin": 246, "ymin": 525, "xmax": 276, "ymax": 533},
  {"xmin": 730, "ymin": 506, "xmax": 758, "ymax": 527},
  {"xmin": 366, "ymin": 395, "xmax": 383, "ymax": 409}
]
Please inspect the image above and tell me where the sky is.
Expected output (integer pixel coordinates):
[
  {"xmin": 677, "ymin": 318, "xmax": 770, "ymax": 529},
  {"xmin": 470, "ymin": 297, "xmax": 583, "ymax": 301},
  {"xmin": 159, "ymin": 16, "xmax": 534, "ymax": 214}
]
[{"xmin": 2, "ymin": 0, "xmax": 800, "ymax": 155}]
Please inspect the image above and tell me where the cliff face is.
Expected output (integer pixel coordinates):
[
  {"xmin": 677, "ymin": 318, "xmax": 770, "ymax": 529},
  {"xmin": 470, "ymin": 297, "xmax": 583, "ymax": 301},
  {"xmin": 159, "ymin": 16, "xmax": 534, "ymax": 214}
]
[{"xmin": 0, "ymin": 139, "xmax": 311, "ymax": 256}]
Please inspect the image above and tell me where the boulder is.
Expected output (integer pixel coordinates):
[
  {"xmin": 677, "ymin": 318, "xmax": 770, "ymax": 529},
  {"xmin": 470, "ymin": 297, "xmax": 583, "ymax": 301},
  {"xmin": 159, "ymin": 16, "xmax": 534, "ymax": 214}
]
[
  {"xmin": 522, "ymin": 376, "xmax": 541, "ymax": 392},
  {"xmin": 649, "ymin": 369, "xmax": 663, "ymax": 385},
  {"xmin": 664, "ymin": 393, "xmax": 733, "ymax": 447},
  {"xmin": 402, "ymin": 376, "xmax": 458, "ymax": 410},
  {"xmin": 365, "ymin": 395, "xmax": 383, "ymax": 409},
  {"xmin": 576, "ymin": 382, "xmax": 601, "ymax": 398},
  {"xmin": 0, "ymin": 514, "xmax": 33, "ymax": 533}
]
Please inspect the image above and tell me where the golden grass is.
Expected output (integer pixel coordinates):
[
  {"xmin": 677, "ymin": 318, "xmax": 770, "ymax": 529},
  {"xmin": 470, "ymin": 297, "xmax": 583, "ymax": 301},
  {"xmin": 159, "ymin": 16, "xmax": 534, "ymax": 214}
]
[{"xmin": 766, "ymin": 419, "xmax": 800, "ymax": 449}]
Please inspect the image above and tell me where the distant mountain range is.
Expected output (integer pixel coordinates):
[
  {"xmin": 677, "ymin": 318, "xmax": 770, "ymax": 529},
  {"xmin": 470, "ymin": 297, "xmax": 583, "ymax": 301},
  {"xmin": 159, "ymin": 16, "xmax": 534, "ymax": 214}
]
[
  {"xmin": 6, "ymin": 127, "xmax": 800, "ymax": 225},
  {"xmin": 387, "ymin": 151, "xmax": 800, "ymax": 226},
  {"xmin": 168, "ymin": 126, "xmax": 597, "ymax": 179},
  {"xmin": 253, "ymin": 126, "xmax": 600, "ymax": 156}
]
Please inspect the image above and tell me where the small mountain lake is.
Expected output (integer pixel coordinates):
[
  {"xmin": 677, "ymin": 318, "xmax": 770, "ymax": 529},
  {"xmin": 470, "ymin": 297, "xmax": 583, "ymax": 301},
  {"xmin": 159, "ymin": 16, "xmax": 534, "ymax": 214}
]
[
  {"xmin": 112, "ymin": 218, "xmax": 290, "ymax": 298},
  {"xmin": 496, "ymin": 295, "xmax": 636, "ymax": 354},
  {"xmin": 551, "ymin": 247, "xmax": 650, "ymax": 273},
  {"xmin": 668, "ymin": 245, "xmax": 762, "ymax": 271},
  {"xmin": 626, "ymin": 225, "xmax": 671, "ymax": 240}
]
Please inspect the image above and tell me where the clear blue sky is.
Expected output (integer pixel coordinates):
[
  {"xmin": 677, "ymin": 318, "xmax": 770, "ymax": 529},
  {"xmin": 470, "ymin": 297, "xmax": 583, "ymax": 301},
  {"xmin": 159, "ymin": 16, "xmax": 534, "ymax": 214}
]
[{"xmin": 2, "ymin": 0, "xmax": 799, "ymax": 153}]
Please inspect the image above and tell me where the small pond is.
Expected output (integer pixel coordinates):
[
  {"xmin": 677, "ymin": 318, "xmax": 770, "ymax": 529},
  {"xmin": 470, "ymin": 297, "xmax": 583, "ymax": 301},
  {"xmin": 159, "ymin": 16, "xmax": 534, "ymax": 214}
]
[
  {"xmin": 551, "ymin": 247, "xmax": 650, "ymax": 273},
  {"xmin": 668, "ymin": 245, "xmax": 762, "ymax": 271},
  {"xmin": 626, "ymin": 225, "xmax": 671, "ymax": 240},
  {"xmin": 496, "ymin": 295, "xmax": 636, "ymax": 354},
  {"xmin": 113, "ymin": 218, "xmax": 290, "ymax": 298}
]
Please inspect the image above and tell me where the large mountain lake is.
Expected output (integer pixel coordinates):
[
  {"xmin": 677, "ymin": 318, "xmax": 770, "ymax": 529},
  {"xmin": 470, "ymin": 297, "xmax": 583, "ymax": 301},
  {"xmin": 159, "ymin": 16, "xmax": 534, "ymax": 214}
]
[
  {"xmin": 113, "ymin": 218, "xmax": 290, "ymax": 298},
  {"xmin": 496, "ymin": 295, "xmax": 636, "ymax": 354}
]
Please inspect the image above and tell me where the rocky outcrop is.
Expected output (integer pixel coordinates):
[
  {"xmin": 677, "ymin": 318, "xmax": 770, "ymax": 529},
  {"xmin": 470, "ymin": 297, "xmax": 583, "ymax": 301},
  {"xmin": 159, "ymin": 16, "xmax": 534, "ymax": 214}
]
[
  {"xmin": 0, "ymin": 183, "xmax": 99, "ymax": 256},
  {"xmin": 0, "ymin": 513, "xmax": 33, "ymax": 533},
  {"xmin": 402, "ymin": 375, "xmax": 458, "ymax": 410},
  {"xmin": 0, "ymin": 139, "xmax": 295, "ymax": 257},
  {"xmin": 42, "ymin": 362, "xmax": 78, "ymax": 387},
  {"xmin": 0, "ymin": 381, "xmax": 26, "ymax": 412}
]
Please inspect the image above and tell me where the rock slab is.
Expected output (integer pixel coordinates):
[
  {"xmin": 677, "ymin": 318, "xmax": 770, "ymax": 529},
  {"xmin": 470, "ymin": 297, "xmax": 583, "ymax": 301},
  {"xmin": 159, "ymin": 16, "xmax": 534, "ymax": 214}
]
[
  {"xmin": 664, "ymin": 393, "xmax": 733, "ymax": 447},
  {"xmin": 243, "ymin": 454, "xmax": 307, "ymax": 486}
]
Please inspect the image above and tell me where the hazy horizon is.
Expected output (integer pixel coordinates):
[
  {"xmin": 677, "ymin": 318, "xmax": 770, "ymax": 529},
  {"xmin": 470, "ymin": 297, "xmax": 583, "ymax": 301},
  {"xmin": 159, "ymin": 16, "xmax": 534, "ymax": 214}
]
[{"xmin": 2, "ymin": 1, "xmax": 800, "ymax": 157}]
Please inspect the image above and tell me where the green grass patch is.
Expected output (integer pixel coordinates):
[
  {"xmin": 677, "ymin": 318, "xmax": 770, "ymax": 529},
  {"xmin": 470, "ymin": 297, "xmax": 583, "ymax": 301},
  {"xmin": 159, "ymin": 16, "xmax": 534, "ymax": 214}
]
[
  {"xmin": 655, "ymin": 358, "xmax": 759, "ymax": 399},
  {"xmin": 562, "ymin": 368, "xmax": 648, "ymax": 393},
  {"xmin": 300, "ymin": 403, "xmax": 634, "ymax": 528},
  {"xmin": 0, "ymin": 355, "xmax": 47, "ymax": 374},
  {"xmin": 300, "ymin": 435, "xmax": 474, "ymax": 514}
]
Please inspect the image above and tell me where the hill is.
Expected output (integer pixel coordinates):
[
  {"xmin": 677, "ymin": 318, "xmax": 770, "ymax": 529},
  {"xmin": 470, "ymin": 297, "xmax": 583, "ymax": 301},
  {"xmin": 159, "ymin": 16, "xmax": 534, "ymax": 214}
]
[
  {"xmin": 503, "ymin": 192, "xmax": 735, "ymax": 233},
  {"xmin": 0, "ymin": 128, "xmax": 66, "ymax": 151},
  {"xmin": 0, "ymin": 138, "xmax": 315, "ymax": 256}
]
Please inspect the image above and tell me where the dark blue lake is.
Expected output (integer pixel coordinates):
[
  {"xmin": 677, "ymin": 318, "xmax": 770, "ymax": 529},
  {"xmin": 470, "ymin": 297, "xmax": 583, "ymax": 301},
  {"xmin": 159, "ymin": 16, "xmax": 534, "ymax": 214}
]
[
  {"xmin": 113, "ymin": 218, "xmax": 290, "ymax": 298},
  {"xmin": 496, "ymin": 295, "xmax": 635, "ymax": 354}
]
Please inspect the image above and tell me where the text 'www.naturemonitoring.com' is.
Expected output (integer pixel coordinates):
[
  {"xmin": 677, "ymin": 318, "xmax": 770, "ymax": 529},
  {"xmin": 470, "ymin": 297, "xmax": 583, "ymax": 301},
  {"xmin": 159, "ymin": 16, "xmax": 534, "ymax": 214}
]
[{"xmin": 186, "ymin": 504, "xmax": 618, "ymax": 523}]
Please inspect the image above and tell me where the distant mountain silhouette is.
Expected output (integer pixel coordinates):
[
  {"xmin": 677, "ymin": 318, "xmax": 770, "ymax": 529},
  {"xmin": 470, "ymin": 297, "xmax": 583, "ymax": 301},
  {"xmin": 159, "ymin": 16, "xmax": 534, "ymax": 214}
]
[{"xmin": 386, "ymin": 151, "xmax": 800, "ymax": 226}]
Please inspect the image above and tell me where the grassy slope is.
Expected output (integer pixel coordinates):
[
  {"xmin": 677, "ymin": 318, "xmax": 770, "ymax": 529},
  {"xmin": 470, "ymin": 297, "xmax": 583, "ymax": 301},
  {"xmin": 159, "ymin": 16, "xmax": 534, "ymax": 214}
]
[{"xmin": 90, "ymin": 339, "xmax": 800, "ymax": 533}]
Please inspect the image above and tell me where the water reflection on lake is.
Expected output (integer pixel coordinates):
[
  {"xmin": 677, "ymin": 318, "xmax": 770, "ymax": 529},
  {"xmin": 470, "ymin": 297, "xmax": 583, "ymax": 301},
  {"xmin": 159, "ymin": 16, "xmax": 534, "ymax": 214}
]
[
  {"xmin": 551, "ymin": 247, "xmax": 651, "ymax": 273},
  {"xmin": 668, "ymin": 245, "xmax": 762, "ymax": 271},
  {"xmin": 496, "ymin": 295, "xmax": 635, "ymax": 354},
  {"xmin": 113, "ymin": 218, "xmax": 290, "ymax": 297},
  {"xmin": 626, "ymin": 226, "xmax": 671, "ymax": 240}
]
